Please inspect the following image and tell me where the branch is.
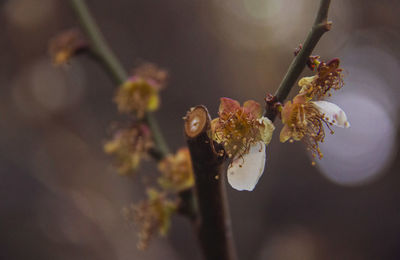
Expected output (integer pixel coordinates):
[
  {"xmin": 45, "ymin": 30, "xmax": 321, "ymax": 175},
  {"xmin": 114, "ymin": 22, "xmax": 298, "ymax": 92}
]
[
  {"xmin": 184, "ymin": 106, "xmax": 238, "ymax": 260},
  {"xmin": 69, "ymin": 0, "xmax": 126, "ymax": 84},
  {"xmin": 69, "ymin": 0, "xmax": 169, "ymax": 158},
  {"xmin": 69, "ymin": 0, "xmax": 197, "ymax": 235},
  {"xmin": 265, "ymin": 0, "xmax": 332, "ymax": 120}
]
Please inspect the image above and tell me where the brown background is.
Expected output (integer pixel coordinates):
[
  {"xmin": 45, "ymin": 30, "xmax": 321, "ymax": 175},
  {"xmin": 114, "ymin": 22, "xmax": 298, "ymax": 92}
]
[{"xmin": 1, "ymin": 0, "xmax": 400, "ymax": 259}]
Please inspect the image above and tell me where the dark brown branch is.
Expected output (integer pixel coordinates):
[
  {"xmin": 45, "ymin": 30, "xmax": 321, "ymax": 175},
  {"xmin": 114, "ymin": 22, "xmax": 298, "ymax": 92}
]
[
  {"xmin": 184, "ymin": 106, "xmax": 238, "ymax": 260},
  {"xmin": 177, "ymin": 188, "xmax": 198, "ymax": 221},
  {"xmin": 265, "ymin": 0, "xmax": 332, "ymax": 121}
]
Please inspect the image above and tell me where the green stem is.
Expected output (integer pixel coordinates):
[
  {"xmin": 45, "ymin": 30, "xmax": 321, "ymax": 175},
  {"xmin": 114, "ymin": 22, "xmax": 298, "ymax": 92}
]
[
  {"xmin": 69, "ymin": 0, "xmax": 169, "ymax": 159},
  {"xmin": 70, "ymin": 0, "xmax": 126, "ymax": 84},
  {"xmin": 265, "ymin": 0, "xmax": 332, "ymax": 120},
  {"xmin": 145, "ymin": 112, "xmax": 170, "ymax": 158}
]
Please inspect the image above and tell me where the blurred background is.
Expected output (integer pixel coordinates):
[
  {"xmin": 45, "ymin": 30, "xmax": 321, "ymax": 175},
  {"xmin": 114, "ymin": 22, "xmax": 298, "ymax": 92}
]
[{"xmin": 1, "ymin": 0, "xmax": 400, "ymax": 259}]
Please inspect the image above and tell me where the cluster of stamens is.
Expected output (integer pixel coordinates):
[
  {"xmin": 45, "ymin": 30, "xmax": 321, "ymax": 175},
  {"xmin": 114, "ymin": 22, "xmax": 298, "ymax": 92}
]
[
  {"xmin": 214, "ymin": 108, "xmax": 261, "ymax": 160},
  {"xmin": 114, "ymin": 63, "xmax": 167, "ymax": 118},
  {"xmin": 123, "ymin": 189, "xmax": 176, "ymax": 250},
  {"xmin": 104, "ymin": 124, "xmax": 153, "ymax": 174},
  {"xmin": 114, "ymin": 78, "xmax": 159, "ymax": 118},
  {"xmin": 131, "ymin": 200, "xmax": 159, "ymax": 250},
  {"xmin": 158, "ymin": 148, "xmax": 194, "ymax": 192},
  {"xmin": 287, "ymin": 102, "xmax": 334, "ymax": 159},
  {"xmin": 300, "ymin": 58, "xmax": 344, "ymax": 99}
]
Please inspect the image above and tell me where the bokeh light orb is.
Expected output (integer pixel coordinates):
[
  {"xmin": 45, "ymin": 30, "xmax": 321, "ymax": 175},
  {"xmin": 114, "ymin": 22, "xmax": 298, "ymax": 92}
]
[{"xmin": 317, "ymin": 90, "xmax": 397, "ymax": 186}]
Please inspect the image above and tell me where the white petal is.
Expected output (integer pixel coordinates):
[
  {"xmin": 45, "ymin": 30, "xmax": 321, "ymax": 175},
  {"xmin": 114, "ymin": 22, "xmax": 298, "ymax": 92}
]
[
  {"xmin": 311, "ymin": 101, "xmax": 350, "ymax": 128},
  {"xmin": 227, "ymin": 142, "xmax": 266, "ymax": 191}
]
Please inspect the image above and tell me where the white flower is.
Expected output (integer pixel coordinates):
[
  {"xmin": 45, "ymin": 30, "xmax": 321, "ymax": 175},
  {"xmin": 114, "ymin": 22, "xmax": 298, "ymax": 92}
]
[
  {"xmin": 280, "ymin": 93, "xmax": 350, "ymax": 159},
  {"xmin": 211, "ymin": 98, "xmax": 275, "ymax": 191}
]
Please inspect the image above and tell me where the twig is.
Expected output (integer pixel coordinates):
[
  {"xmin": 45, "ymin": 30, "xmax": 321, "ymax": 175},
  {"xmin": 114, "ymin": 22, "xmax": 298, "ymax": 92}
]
[
  {"xmin": 69, "ymin": 0, "xmax": 126, "ymax": 84},
  {"xmin": 265, "ymin": 0, "xmax": 332, "ymax": 120},
  {"xmin": 69, "ymin": 0, "xmax": 170, "ymax": 157},
  {"xmin": 69, "ymin": 0, "xmax": 198, "ymax": 242},
  {"xmin": 184, "ymin": 106, "xmax": 238, "ymax": 260}
]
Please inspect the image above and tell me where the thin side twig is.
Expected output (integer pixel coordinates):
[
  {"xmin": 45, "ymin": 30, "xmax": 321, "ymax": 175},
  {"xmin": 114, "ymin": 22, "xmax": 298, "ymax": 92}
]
[
  {"xmin": 184, "ymin": 106, "xmax": 238, "ymax": 260},
  {"xmin": 265, "ymin": 0, "xmax": 332, "ymax": 120},
  {"xmin": 69, "ymin": 0, "xmax": 197, "ymax": 231}
]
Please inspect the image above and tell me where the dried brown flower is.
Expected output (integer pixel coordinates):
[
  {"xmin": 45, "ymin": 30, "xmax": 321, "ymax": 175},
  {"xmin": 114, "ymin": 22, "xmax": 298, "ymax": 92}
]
[
  {"xmin": 49, "ymin": 29, "xmax": 88, "ymax": 65},
  {"xmin": 299, "ymin": 58, "xmax": 344, "ymax": 99},
  {"xmin": 104, "ymin": 124, "xmax": 153, "ymax": 175},
  {"xmin": 114, "ymin": 64, "xmax": 167, "ymax": 118},
  {"xmin": 123, "ymin": 189, "xmax": 177, "ymax": 250},
  {"xmin": 158, "ymin": 147, "xmax": 194, "ymax": 192}
]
